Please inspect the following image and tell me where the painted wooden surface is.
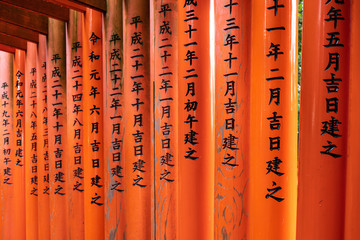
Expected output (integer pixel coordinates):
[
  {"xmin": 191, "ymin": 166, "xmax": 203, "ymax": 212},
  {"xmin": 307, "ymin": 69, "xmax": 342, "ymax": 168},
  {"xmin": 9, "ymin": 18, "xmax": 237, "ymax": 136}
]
[
  {"xmin": 297, "ymin": 1, "xmax": 350, "ymax": 239},
  {"xmin": 250, "ymin": 1, "xmax": 298, "ymax": 239},
  {"xmin": 214, "ymin": 0, "xmax": 250, "ymax": 238}
]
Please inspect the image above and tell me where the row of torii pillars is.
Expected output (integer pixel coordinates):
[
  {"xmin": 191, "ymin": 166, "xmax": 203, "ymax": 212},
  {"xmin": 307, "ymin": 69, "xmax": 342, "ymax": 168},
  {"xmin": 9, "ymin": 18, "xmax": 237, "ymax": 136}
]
[{"xmin": 0, "ymin": 0, "xmax": 359, "ymax": 240}]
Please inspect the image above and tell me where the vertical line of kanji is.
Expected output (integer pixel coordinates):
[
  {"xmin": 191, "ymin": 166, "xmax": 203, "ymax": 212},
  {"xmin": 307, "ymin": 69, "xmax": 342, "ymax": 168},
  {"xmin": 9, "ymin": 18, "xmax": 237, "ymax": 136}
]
[
  {"xmin": 297, "ymin": 0, "xmax": 350, "ymax": 239},
  {"xmin": 25, "ymin": 41, "xmax": 39, "ymax": 240},
  {"xmin": 67, "ymin": 9, "xmax": 85, "ymax": 240},
  {"xmin": 13, "ymin": 49, "xmax": 26, "ymax": 240},
  {"xmin": 83, "ymin": 8, "xmax": 105, "ymax": 239},
  {"xmin": 124, "ymin": 0, "xmax": 152, "ymax": 239},
  {"xmin": 37, "ymin": 34, "xmax": 50, "ymax": 240},
  {"xmin": 0, "ymin": 51, "xmax": 13, "ymax": 239},
  {"xmin": 214, "ymin": 0, "xmax": 251, "ymax": 238},
  {"xmin": 250, "ymin": 0, "xmax": 298, "ymax": 239},
  {"xmin": 47, "ymin": 18, "xmax": 68, "ymax": 240},
  {"xmin": 178, "ymin": 0, "xmax": 214, "ymax": 239},
  {"xmin": 104, "ymin": 0, "xmax": 126, "ymax": 238},
  {"xmin": 154, "ymin": 0, "xmax": 178, "ymax": 239}
]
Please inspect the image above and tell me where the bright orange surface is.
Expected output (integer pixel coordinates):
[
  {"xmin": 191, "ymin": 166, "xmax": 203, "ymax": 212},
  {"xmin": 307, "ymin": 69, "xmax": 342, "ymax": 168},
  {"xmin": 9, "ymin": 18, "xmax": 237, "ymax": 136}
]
[
  {"xmin": 297, "ymin": 1, "xmax": 350, "ymax": 239},
  {"xmin": 67, "ymin": 10, "xmax": 85, "ymax": 240},
  {"xmin": 124, "ymin": 0, "xmax": 152, "ymax": 239},
  {"xmin": 25, "ymin": 41, "xmax": 38, "ymax": 240},
  {"xmin": 214, "ymin": 1, "xmax": 251, "ymax": 238},
  {"xmin": 154, "ymin": 1, "xmax": 178, "ymax": 239},
  {"xmin": 249, "ymin": 1, "xmax": 298, "ymax": 239},
  {"xmin": 37, "ymin": 34, "xmax": 50, "ymax": 240},
  {"xmin": 345, "ymin": 0, "xmax": 360, "ymax": 239},
  {"xmin": 178, "ymin": 1, "xmax": 214, "ymax": 239},
  {"xmin": 47, "ymin": 18, "xmax": 68, "ymax": 240},
  {"xmin": 83, "ymin": 8, "xmax": 105, "ymax": 240},
  {"xmin": 12, "ymin": 49, "xmax": 26, "ymax": 240}
]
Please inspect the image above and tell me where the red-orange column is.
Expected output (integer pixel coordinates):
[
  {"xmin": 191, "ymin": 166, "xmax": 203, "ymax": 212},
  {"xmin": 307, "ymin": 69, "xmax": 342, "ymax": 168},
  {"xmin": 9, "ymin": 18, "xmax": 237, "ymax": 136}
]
[
  {"xmin": 47, "ymin": 18, "xmax": 68, "ymax": 239},
  {"xmin": 214, "ymin": 1, "xmax": 250, "ymax": 238},
  {"xmin": 13, "ymin": 49, "xmax": 26, "ymax": 240},
  {"xmin": 104, "ymin": 0, "xmax": 125, "ymax": 238},
  {"xmin": 249, "ymin": 1, "xmax": 298, "ymax": 239},
  {"xmin": 154, "ymin": 1, "xmax": 178, "ymax": 239},
  {"xmin": 67, "ymin": 10, "xmax": 84, "ymax": 240},
  {"xmin": 37, "ymin": 34, "xmax": 50, "ymax": 240},
  {"xmin": 178, "ymin": 1, "xmax": 214, "ymax": 239},
  {"xmin": 0, "ymin": 51, "xmax": 13, "ymax": 240},
  {"xmin": 124, "ymin": 0, "xmax": 152, "ymax": 239},
  {"xmin": 25, "ymin": 41, "xmax": 38, "ymax": 240},
  {"xmin": 297, "ymin": 1, "xmax": 350, "ymax": 239},
  {"xmin": 345, "ymin": 0, "xmax": 360, "ymax": 239},
  {"xmin": 83, "ymin": 8, "xmax": 105, "ymax": 239}
]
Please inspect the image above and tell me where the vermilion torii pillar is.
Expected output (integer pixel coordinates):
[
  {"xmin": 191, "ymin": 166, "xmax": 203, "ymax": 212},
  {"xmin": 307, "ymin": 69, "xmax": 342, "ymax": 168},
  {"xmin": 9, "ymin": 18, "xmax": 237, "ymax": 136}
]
[
  {"xmin": 47, "ymin": 18, "xmax": 68, "ymax": 240},
  {"xmin": 83, "ymin": 8, "xmax": 105, "ymax": 239},
  {"xmin": 37, "ymin": 34, "xmax": 50, "ymax": 240},
  {"xmin": 178, "ymin": 1, "xmax": 214, "ymax": 239},
  {"xmin": 345, "ymin": 0, "xmax": 360, "ymax": 239},
  {"xmin": 104, "ymin": 0, "xmax": 125, "ymax": 238},
  {"xmin": 25, "ymin": 41, "xmax": 39, "ymax": 240},
  {"xmin": 214, "ymin": 0, "xmax": 251, "ymax": 238},
  {"xmin": 154, "ymin": 1, "xmax": 178, "ymax": 239},
  {"xmin": 297, "ymin": 1, "xmax": 350, "ymax": 239},
  {"xmin": 0, "ymin": 50, "xmax": 14, "ymax": 239},
  {"xmin": 13, "ymin": 49, "xmax": 26, "ymax": 240},
  {"xmin": 124, "ymin": 0, "xmax": 153, "ymax": 238},
  {"xmin": 250, "ymin": 0, "xmax": 298, "ymax": 239},
  {"xmin": 67, "ymin": 9, "xmax": 85, "ymax": 240}
]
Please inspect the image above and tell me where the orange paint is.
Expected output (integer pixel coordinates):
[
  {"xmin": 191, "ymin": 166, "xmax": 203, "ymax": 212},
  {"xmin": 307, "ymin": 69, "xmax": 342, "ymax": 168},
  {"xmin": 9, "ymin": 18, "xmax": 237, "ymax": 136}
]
[
  {"xmin": 25, "ymin": 41, "xmax": 38, "ymax": 240},
  {"xmin": 104, "ymin": 0, "xmax": 125, "ymax": 239},
  {"xmin": 178, "ymin": 1, "xmax": 214, "ymax": 239},
  {"xmin": 66, "ymin": 10, "xmax": 85, "ymax": 240},
  {"xmin": 249, "ymin": 1, "xmax": 298, "ymax": 239},
  {"xmin": 37, "ymin": 34, "xmax": 50, "ymax": 240},
  {"xmin": 214, "ymin": 0, "xmax": 251, "ymax": 238},
  {"xmin": 83, "ymin": 8, "xmax": 105, "ymax": 239},
  {"xmin": 154, "ymin": 1, "xmax": 178, "ymax": 239},
  {"xmin": 297, "ymin": 1, "xmax": 350, "ymax": 239},
  {"xmin": 0, "ymin": 51, "xmax": 13, "ymax": 240},
  {"xmin": 12, "ymin": 49, "xmax": 26, "ymax": 240},
  {"xmin": 345, "ymin": 0, "xmax": 360, "ymax": 239},
  {"xmin": 47, "ymin": 18, "xmax": 68, "ymax": 240},
  {"xmin": 124, "ymin": 0, "xmax": 152, "ymax": 239}
]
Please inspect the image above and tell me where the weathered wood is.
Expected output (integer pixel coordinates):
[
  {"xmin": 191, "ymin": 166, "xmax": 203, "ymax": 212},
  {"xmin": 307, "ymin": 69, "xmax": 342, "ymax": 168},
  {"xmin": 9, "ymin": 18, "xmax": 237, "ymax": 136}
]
[
  {"xmin": 46, "ymin": 0, "xmax": 86, "ymax": 12},
  {"xmin": 0, "ymin": 21, "xmax": 39, "ymax": 43},
  {"xmin": 0, "ymin": 33, "xmax": 27, "ymax": 50},
  {"xmin": 0, "ymin": 43, "xmax": 15, "ymax": 53},
  {"xmin": 0, "ymin": 0, "xmax": 69, "ymax": 22},
  {"xmin": 48, "ymin": 0, "xmax": 105, "ymax": 12},
  {"xmin": 69, "ymin": 0, "xmax": 105, "ymax": 11},
  {"xmin": 0, "ymin": 2, "xmax": 48, "ymax": 34}
]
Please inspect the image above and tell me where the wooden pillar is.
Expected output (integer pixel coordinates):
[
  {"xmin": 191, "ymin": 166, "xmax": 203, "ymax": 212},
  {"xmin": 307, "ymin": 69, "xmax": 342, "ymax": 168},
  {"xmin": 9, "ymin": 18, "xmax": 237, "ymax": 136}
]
[
  {"xmin": 13, "ymin": 49, "xmax": 26, "ymax": 240},
  {"xmin": 37, "ymin": 34, "xmax": 50, "ymax": 240},
  {"xmin": 249, "ymin": 0, "xmax": 298, "ymax": 239},
  {"xmin": 104, "ymin": 0, "xmax": 125, "ymax": 238},
  {"xmin": 0, "ymin": 51, "xmax": 13, "ymax": 239},
  {"xmin": 178, "ymin": 1, "xmax": 214, "ymax": 239},
  {"xmin": 47, "ymin": 18, "xmax": 68, "ymax": 240},
  {"xmin": 25, "ymin": 41, "xmax": 38, "ymax": 240},
  {"xmin": 214, "ymin": 0, "xmax": 251, "ymax": 238},
  {"xmin": 124, "ymin": 0, "xmax": 152, "ymax": 238},
  {"xmin": 66, "ymin": 10, "xmax": 85, "ymax": 240},
  {"xmin": 345, "ymin": 0, "xmax": 360, "ymax": 238},
  {"xmin": 83, "ymin": 8, "xmax": 105, "ymax": 239},
  {"xmin": 297, "ymin": 1, "xmax": 350, "ymax": 239},
  {"xmin": 154, "ymin": 1, "xmax": 178, "ymax": 239}
]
